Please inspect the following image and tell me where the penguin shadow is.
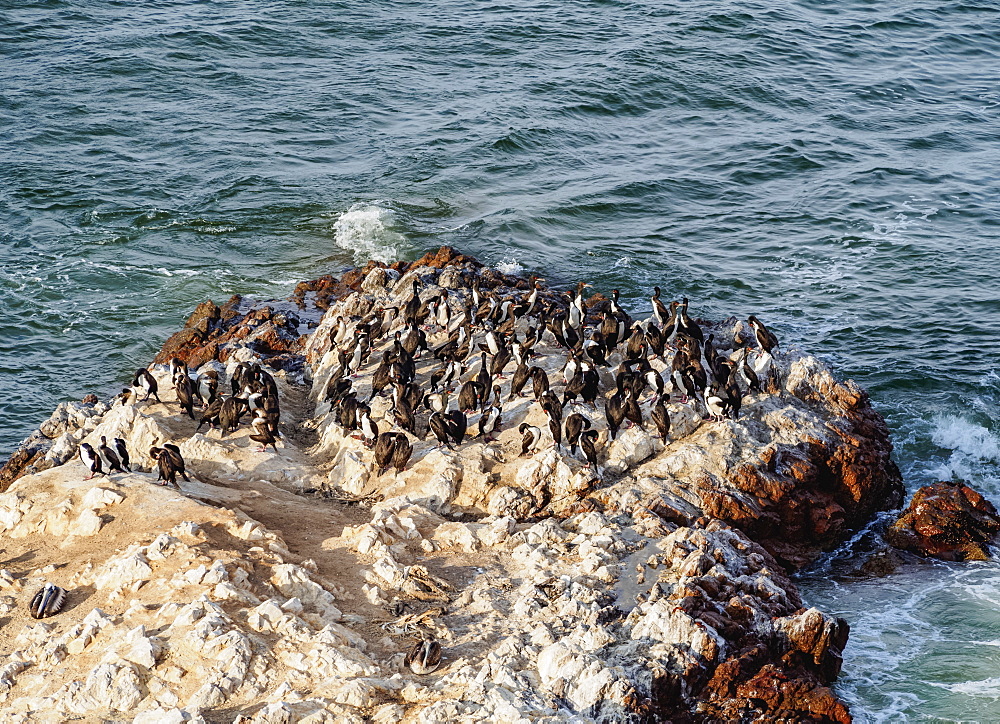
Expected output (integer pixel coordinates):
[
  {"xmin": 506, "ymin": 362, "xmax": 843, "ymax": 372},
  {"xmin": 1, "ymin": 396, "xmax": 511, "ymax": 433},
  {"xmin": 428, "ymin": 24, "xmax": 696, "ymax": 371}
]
[
  {"xmin": 2, "ymin": 549, "xmax": 39, "ymax": 567},
  {"xmin": 60, "ymin": 584, "xmax": 96, "ymax": 616}
]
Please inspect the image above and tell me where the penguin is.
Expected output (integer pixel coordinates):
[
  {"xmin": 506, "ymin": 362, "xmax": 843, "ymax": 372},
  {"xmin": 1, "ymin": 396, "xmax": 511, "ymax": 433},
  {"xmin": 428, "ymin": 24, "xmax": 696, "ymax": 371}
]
[
  {"xmin": 149, "ymin": 446, "xmax": 186, "ymax": 487},
  {"xmin": 546, "ymin": 407, "xmax": 562, "ymax": 449},
  {"xmin": 175, "ymin": 373, "xmax": 197, "ymax": 420},
  {"xmin": 405, "ymin": 638, "xmax": 442, "ymax": 675},
  {"xmin": 250, "ymin": 410, "xmax": 279, "ymax": 452},
  {"xmin": 79, "ymin": 442, "xmax": 103, "ymax": 480},
  {"xmin": 507, "ymin": 362, "xmax": 531, "ymax": 401},
  {"xmin": 678, "ymin": 297, "xmax": 704, "ymax": 342},
  {"xmin": 651, "ymin": 400, "xmax": 670, "ymax": 443},
  {"xmin": 113, "ymin": 437, "xmax": 131, "ymax": 472},
  {"xmin": 446, "ymin": 409, "xmax": 467, "ymax": 447},
  {"xmin": 218, "ymin": 396, "xmax": 247, "ymax": 435},
  {"xmin": 747, "ymin": 315, "xmax": 779, "ymax": 354},
  {"xmin": 477, "ymin": 386, "xmax": 502, "ymax": 441},
  {"xmin": 530, "ymin": 366, "xmax": 549, "ymax": 402},
  {"xmin": 197, "ymin": 395, "xmax": 226, "ymax": 431},
  {"xmin": 429, "ymin": 411, "xmax": 453, "ymax": 450},
  {"xmin": 605, "ymin": 388, "xmax": 625, "ymax": 441},
  {"xmin": 133, "ymin": 368, "xmax": 162, "ymax": 403},
  {"xmin": 623, "ymin": 387, "xmax": 643, "ymax": 428},
  {"xmin": 197, "ymin": 369, "xmax": 220, "ymax": 405},
  {"xmin": 359, "ymin": 406, "xmax": 379, "ymax": 448},
  {"xmin": 580, "ymin": 429, "xmax": 600, "ymax": 471},
  {"xmin": 519, "ymin": 423, "xmax": 542, "ymax": 457},
  {"xmin": 392, "ymin": 433, "xmax": 413, "ymax": 473},
  {"xmin": 651, "ymin": 287, "xmax": 669, "ymax": 327},
  {"xmin": 99, "ymin": 436, "xmax": 125, "ymax": 473},
  {"xmin": 374, "ymin": 432, "xmax": 397, "ymax": 476},
  {"xmin": 565, "ymin": 413, "xmax": 591, "ymax": 455},
  {"xmin": 705, "ymin": 385, "xmax": 728, "ymax": 421}
]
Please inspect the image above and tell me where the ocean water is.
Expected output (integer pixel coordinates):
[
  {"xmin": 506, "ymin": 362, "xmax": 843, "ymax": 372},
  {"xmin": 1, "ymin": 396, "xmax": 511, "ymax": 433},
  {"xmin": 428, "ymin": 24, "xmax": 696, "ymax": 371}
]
[{"xmin": 2, "ymin": 0, "xmax": 999, "ymax": 718}]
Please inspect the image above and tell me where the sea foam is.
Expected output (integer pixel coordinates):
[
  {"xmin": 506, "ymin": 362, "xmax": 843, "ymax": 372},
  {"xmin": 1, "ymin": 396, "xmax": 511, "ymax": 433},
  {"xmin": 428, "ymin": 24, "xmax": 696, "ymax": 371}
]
[
  {"xmin": 333, "ymin": 202, "xmax": 406, "ymax": 265},
  {"xmin": 929, "ymin": 415, "xmax": 1000, "ymax": 482}
]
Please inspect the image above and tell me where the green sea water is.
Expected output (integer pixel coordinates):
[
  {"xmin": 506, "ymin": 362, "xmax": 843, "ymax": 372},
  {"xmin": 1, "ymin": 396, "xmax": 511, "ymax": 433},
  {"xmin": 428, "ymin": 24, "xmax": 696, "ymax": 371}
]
[{"xmin": 2, "ymin": 1, "xmax": 999, "ymax": 719}]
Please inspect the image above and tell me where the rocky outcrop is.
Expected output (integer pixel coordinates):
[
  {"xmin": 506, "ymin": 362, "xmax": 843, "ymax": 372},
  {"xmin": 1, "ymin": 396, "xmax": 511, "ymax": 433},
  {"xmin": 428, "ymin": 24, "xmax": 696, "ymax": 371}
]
[
  {"xmin": 0, "ymin": 247, "xmax": 904, "ymax": 722},
  {"xmin": 887, "ymin": 481, "xmax": 1000, "ymax": 561}
]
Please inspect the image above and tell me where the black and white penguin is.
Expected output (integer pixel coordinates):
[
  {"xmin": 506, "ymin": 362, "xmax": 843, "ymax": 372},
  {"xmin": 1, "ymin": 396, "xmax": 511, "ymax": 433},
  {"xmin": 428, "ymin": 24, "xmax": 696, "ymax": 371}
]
[
  {"xmin": 99, "ymin": 436, "xmax": 125, "ymax": 473},
  {"xmin": 133, "ymin": 368, "xmax": 162, "ymax": 403},
  {"xmin": 359, "ymin": 406, "xmax": 379, "ymax": 448},
  {"xmin": 651, "ymin": 287, "xmax": 669, "ymax": 327},
  {"xmin": 477, "ymin": 386, "xmax": 502, "ymax": 441},
  {"xmin": 113, "ymin": 437, "xmax": 131, "ymax": 472},
  {"xmin": 249, "ymin": 410, "xmax": 279, "ymax": 453},
  {"xmin": 747, "ymin": 315, "xmax": 779, "ymax": 354},
  {"xmin": 79, "ymin": 442, "xmax": 103, "ymax": 480},
  {"xmin": 580, "ymin": 429, "xmax": 600, "ymax": 471},
  {"xmin": 518, "ymin": 423, "xmax": 542, "ymax": 457},
  {"xmin": 429, "ymin": 411, "xmax": 453, "ymax": 450}
]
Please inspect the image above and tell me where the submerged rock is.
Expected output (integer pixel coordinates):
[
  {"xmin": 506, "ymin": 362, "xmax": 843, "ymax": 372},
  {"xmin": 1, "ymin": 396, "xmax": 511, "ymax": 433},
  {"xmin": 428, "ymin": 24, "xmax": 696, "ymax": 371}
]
[{"xmin": 887, "ymin": 481, "xmax": 1000, "ymax": 561}]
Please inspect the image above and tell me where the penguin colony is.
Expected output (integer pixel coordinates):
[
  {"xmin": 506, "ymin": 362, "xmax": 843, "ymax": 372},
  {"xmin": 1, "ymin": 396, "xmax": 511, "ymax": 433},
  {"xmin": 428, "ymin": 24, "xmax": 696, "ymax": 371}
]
[
  {"xmin": 320, "ymin": 273, "xmax": 779, "ymax": 475},
  {"xmin": 69, "ymin": 266, "xmax": 779, "ymax": 542},
  {"xmin": 77, "ymin": 358, "xmax": 283, "ymax": 488}
]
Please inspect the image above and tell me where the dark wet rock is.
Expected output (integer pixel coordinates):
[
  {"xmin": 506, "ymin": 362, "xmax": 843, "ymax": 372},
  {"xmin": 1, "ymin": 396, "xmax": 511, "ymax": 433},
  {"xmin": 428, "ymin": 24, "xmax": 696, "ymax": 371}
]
[{"xmin": 887, "ymin": 481, "xmax": 1000, "ymax": 561}]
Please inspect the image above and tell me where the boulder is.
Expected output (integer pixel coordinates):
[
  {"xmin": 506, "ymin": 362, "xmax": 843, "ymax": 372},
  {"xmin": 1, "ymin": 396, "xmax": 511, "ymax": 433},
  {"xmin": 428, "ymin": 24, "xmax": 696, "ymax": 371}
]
[{"xmin": 887, "ymin": 481, "xmax": 1000, "ymax": 561}]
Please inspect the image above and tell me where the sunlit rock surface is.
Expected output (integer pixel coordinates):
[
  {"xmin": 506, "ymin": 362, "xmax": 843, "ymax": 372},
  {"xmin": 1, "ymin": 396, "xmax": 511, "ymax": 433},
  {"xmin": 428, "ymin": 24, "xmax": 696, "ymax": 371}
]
[{"xmin": 0, "ymin": 247, "xmax": 902, "ymax": 722}]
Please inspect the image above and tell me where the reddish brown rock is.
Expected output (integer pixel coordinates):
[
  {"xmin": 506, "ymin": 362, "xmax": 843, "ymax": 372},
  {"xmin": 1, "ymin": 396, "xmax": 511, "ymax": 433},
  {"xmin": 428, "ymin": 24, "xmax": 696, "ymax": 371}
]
[
  {"xmin": 408, "ymin": 245, "xmax": 482, "ymax": 271},
  {"xmin": 887, "ymin": 482, "xmax": 1000, "ymax": 561},
  {"xmin": 185, "ymin": 300, "xmax": 220, "ymax": 336},
  {"xmin": 153, "ymin": 328, "xmax": 204, "ymax": 365}
]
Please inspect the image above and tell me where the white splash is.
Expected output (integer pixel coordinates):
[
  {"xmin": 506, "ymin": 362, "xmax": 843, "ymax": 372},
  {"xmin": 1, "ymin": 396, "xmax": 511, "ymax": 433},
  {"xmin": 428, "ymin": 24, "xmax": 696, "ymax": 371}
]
[
  {"xmin": 929, "ymin": 415, "xmax": 1000, "ymax": 482},
  {"xmin": 931, "ymin": 416, "xmax": 1000, "ymax": 461},
  {"xmin": 943, "ymin": 676, "xmax": 1000, "ymax": 698},
  {"xmin": 332, "ymin": 202, "xmax": 405, "ymax": 264},
  {"xmin": 495, "ymin": 256, "xmax": 523, "ymax": 275},
  {"xmin": 613, "ymin": 257, "xmax": 631, "ymax": 268}
]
